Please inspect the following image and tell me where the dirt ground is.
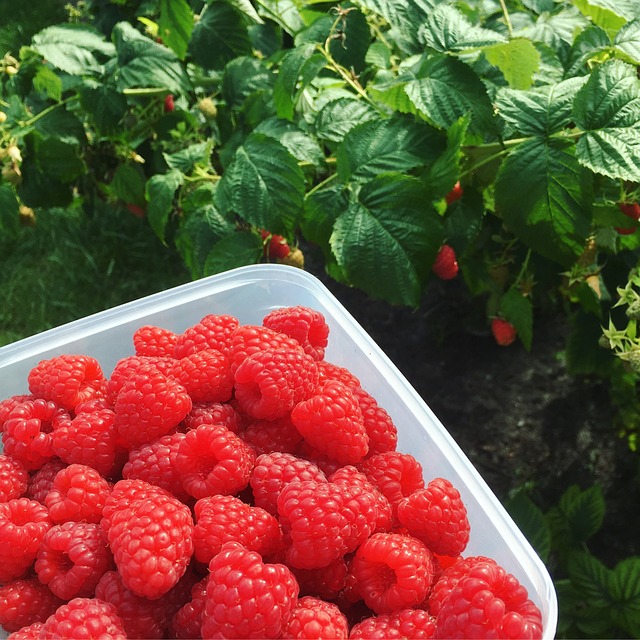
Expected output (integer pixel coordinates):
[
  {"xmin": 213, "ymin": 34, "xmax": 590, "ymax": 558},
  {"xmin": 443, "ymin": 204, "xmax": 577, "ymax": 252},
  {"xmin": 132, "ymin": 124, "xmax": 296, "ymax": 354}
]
[{"xmin": 304, "ymin": 251, "xmax": 640, "ymax": 570}]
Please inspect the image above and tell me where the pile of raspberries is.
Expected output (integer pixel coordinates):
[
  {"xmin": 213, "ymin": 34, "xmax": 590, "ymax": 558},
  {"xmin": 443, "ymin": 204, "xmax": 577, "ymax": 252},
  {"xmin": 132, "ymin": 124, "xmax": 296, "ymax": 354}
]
[{"xmin": 0, "ymin": 305, "xmax": 543, "ymax": 639}]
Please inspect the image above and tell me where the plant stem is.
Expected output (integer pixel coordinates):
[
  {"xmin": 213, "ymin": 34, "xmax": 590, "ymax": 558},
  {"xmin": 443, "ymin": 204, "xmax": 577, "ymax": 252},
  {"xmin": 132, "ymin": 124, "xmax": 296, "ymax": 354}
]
[
  {"xmin": 499, "ymin": 0, "xmax": 513, "ymax": 37},
  {"xmin": 460, "ymin": 148, "xmax": 511, "ymax": 179},
  {"xmin": 306, "ymin": 172, "xmax": 339, "ymax": 197},
  {"xmin": 20, "ymin": 96, "xmax": 74, "ymax": 127}
]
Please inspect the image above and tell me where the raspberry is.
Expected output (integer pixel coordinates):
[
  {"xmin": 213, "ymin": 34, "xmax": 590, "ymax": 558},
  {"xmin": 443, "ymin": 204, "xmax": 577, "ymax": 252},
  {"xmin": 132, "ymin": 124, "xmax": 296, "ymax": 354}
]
[
  {"xmin": 44, "ymin": 463, "xmax": 111, "ymax": 523},
  {"xmin": 234, "ymin": 347, "xmax": 319, "ymax": 420},
  {"xmin": 51, "ymin": 408, "xmax": 118, "ymax": 477},
  {"xmin": 316, "ymin": 360, "xmax": 361, "ymax": 388},
  {"xmin": 182, "ymin": 400, "xmax": 244, "ymax": 433},
  {"xmin": 2, "ymin": 399, "xmax": 68, "ymax": 471},
  {"xmin": 350, "ymin": 532, "xmax": 435, "ymax": 614},
  {"xmin": 228, "ymin": 324, "xmax": 302, "ymax": 374},
  {"xmin": 201, "ymin": 541, "xmax": 300, "ymax": 639},
  {"xmin": 350, "ymin": 608, "xmax": 436, "ymax": 639},
  {"xmin": 352, "ymin": 386, "xmax": 398, "ymax": 456},
  {"xmin": 113, "ymin": 364, "xmax": 192, "ymax": 449},
  {"xmin": 616, "ymin": 202, "xmax": 640, "ymax": 234},
  {"xmin": 432, "ymin": 244, "xmax": 459, "ymax": 280},
  {"xmin": 491, "ymin": 317, "xmax": 518, "ymax": 347},
  {"xmin": 397, "ymin": 477, "xmax": 470, "ymax": 556},
  {"xmin": 133, "ymin": 324, "xmax": 178, "ymax": 357},
  {"xmin": 122, "ymin": 431, "xmax": 191, "ymax": 502},
  {"xmin": 106, "ymin": 355, "xmax": 176, "ymax": 405},
  {"xmin": 262, "ymin": 306, "xmax": 330, "ymax": 361},
  {"xmin": 174, "ymin": 314, "xmax": 239, "ymax": 359},
  {"xmin": 26, "ymin": 459, "xmax": 67, "ymax": 503},
  {"xmin": 34, "ymin": 521, "xmax": 114, "ymax": 600},
  {"xmin": 95, "ymin": 570, "xmax": 170, "ymax": 639},
  {"xmin": 175, "ymin": 423, "xmax": 255, "ymax": 499},
  {"xmin": 0, "ymin": 396, "xmax": 34, "ymax": 430},
  {"xmin": 164, "ymin": 94, "xmax": 175, "ymax": 112},
  {"xmin": 6, "ymin": 621, "xmax": 44, "ymax": 639},
  {"xmin": 261, "ymin": 230, "xmax": 292, "ymax": 260},
  {"xmin": 291, "ymin": 380, "xmax": 368, "ymax": 464},
  {"xmin": 0, "ymin": 577, "xmax": 63, "ymax": 632},
  {"xmin": 0, "ymin": 498, "xmax": 52, "ymax": 582},
  {"xmin": 169, "ymin": 576, "xmax": 208, "ymax": 639},
  {"xmin": 445, "ymin": 181, "xmax": 464, "ymax": 205},
  {"xmin": 242, "ymin": 415, "xmax": 304, "ymax": 456},
  {"xmin": 193, "ymin": 494, "xmax": 282, "ymax": 564},
  {"xmin": 38, "ymin": 597, "xmax": 126, "ymax": 639},
  {"xmin": 27, "ymin": 354, "xmax": 106, "ymax": 411},
  {"xmin": 103, "ymin": 479, "xmax": 194, "ymax": 599},
  {"xmin": 294, "ymin": 441, "xmax": 344, "ymax": 476},
  {"xmin": 359, "ymin": 451, "xmax": 425, "ymax": 518},
  {"xmin": 0, "ymin": 454, "xmax": 28, "ymax": 502},
  {"xmin": 432, "ymin": 558, "xmax": 543, "ymax": 639},
  {"xmin": 170, "ymin": 348, "xmax": 234, "ymax": 403},
  {"xmin": 250, "ymin": 452, "xmax": 327, "ymax": 516},
  {"xmin": 282, "ymin": 595, "xmax": 349, "ymax": 639},
  {"xmin": 291, "ymin": 557, "xmax": 348, "ymax": 601},
  {"xmin": 277, "ymin": 479, "xmax": 377, "ymax": 570}
]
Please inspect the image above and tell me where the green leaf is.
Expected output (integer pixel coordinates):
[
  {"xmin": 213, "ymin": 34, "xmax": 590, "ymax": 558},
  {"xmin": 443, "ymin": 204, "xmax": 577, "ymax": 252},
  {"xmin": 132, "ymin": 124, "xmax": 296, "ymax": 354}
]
[
  {"xmin": 495, "ymin": 77, "xmax": 587, "ymax": 137},
  {"xmin": 573, "ymin": 60, "xmax": 640, "ymax": 182},
  {"xmin": 565, "ymin": 311, "xmax": 613, "ymax": 376},
  {"xmin": 273, "ymin": 44, "xmax": 325, "ymax": 121},
  {"xmin": 500, "ymin": 288, "xmax": 533, "ymax": 351},
  {"xmin": 609, "ymin": 557, "xmax": 640, "ymax": 637},
  {"xmin": 302, "ymin": 182, "xmax": 349, "ymax": 254},
  {"xmin": 516, "ymin": 8, "xmax": 589, "ymax": 49},
  {"xmin": 111, "ymin": 164, "xmax": 147, "ymax": 207},
  {"xmin": 568, "ymin": 551, "xmax": 611, "ymax": 608},
  {"xmin": 418, "ymin": 4, "xmax": 506, "ymax": 53},
  {"xmin": 33, "ymin": 136, "xmax": 84, "ymax": 182},
  {"xmin": 217, "ymin": 133, "xmax": 305, "ymax": 235},
  {"xmin": 33, "ymin": 107, "xmax": 85, "ymax": 145},
  {"xmin": 189, "ymin": 0, "xmax": 252, "ymax": 70},
  {"xmin": 32, "ymin": 65, "xmax": 62, "ymax": 101},
  {"xmin": 113, "ymin": 22, "xmax": 191, "ymax": 94},
  {"xmin": 368, "ymin": 69, "xmax": 418, "ymax": 115},
  {"xmin": 336, "ymin": 116, "xmax": 443, "ymax": 181},
  {"xmin": 158, "ymin": 0, "xmax": 194, "ymax": 60},
  {"xmin": 330, "ymin": 173, "xmax": 444, "ymax": 306},
  {"xmin": 204, "ymin": 230, "xmax": 263, "ymax": 275},
  {"xmin": 503, "ymin": 489, "xmax": 551, "ymax": 563},
  {"xmin": 495, "ymin": 138, "xmax": 593, "ymax": 266},
  {"xmin": 483, "ymin": 39, "xmax": 541, "ymax": 91},
  {"xmin": 254, "ymin": 118, "xmax": 324, "ymax": 167},
  {"xmin": 403, "ymin": 53, "xmax": 497, "ymax": 135},
  {"xmin": 31, "ymin": 25, "xmax": 115, "ymax": 75},
  {"xmin": 314, "ymin": 97, "xmax": 379, "ymax": 143},
  {"xmin": 443, "ymin": 188, "xmax": 485, "ymax": 254},
  {"xmin": 79, "ymin": 81, "xmax": 128, "ymax": 135},
  {"xmin": 573, "ymin": 0, "xmax": 629, "ymax": 38},
  {"xmin": 222, "ymin": 56, "xmax": 273, "ymax": 110},
  {"xmin": 565, "ymin": 25, "xmax": 611, "ymax": 77},
  {"xmin": 228, "ymin": 0, "xmax": 264, "ymax": 24},
  {"xmin": 559, "ymin": 483, "xmax": 606, "ymax": 544},
  {"xmin": 254, "ymin": 0, "xmax": 305, "ymax": 36},
  {"xmin": 0, "ymin": 184, "xmax": 20, "ymax": 241},
  {"xmin": 614, "ymin": 18, "xmax": 640, "ymax": 66},
  {"xmin": 145, "ymin": 169, "xmax": 184, "ymax": 243},
  {"xmin": 163, "ymin": 141, "xmax": 213, "ymax": 173}
]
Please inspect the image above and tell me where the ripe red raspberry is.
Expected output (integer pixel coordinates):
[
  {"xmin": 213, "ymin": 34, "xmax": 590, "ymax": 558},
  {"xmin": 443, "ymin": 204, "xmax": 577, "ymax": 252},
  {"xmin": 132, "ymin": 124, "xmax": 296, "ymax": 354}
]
[
  {"xmin": 261, "ymin": 230, "xmax": 292, "ymax": 260},
  {"xmin": 38, "ymin": 597, "xmax": 126, "ymax": 639},
  {"xmin": 103, "ymin": 479, "xmax": 194, "ymax": 599},
  {"xmin": 170, "ymin": 347, "xmax": 234, "ymax": 403},
  {"xmin": 113, "ymin": 364, "xmax": 192, "ymax": 449},
  {"xmin": 95, "ymin": 570, "xmax": 170, "ymax": 639},
  {"xmin": 6, "ymin": 621, "xmax": 44, "ymax": 639},
  {"xmin": 291, "ymin": 380, "xmax": 368, "ymax": 464},
  {"xmin": 51, "ymin": 408, "xmax": 118, "ymax": 477},
  {"xmin": 250, "ymin": 451, "xmax": 327, "ymax": 516},
  {"xmin": 106, "ymin": 354, "xmax": 176, "ymax": 405},
  {"xmin": 27, "ymin": 354, "xmax": 106, "ymax": 411},
  {"xmin": 492, "ymin": 317, "xmax": 517, "ymax": 346},
  {"xmin": 291, "ymin": 557, "xmax": 348, "ymax": 601},
  {"xmin": 0, "ymin": 454, "xmax": 28, "ymax": 502},
  {"xmin": 397, "ymin": 477, "xmax": 470, "ymax": 556},
  {"xmin": 316, "ymin": 360, "xmax": 361, "ymax": 388},
  {"xmin": 242, "ymin": 415, "xmax": 304, "ymax": 456},
  {"xmin": 350, "ymin": 608, "xmax": 436, "ymax": 639},
  {"xmin": 0, "ymin": 577, "xmax": 64, "ymax": 632},
  {"xmin": 432, "ymin": 244, "xmax": 459, "ymax": 280},
  {"xmin": 228, "ymin": 324, "xmax": 303, "ymax": 374},
  {"xmin": 164, "ymin": 94, "xmax": 175, "ymax": 112},
  {"xmin": 122, "ymin": 431, "xmax": 190, "ymax": 502},
  {"xmin": 2, "ymin": 399, "xmax": 67, "ymax": 471},
  {"xmin": 277, "ymin": 479, "xmax": 377, "ymax": 570},
  {"xmin": 262, "ymin": 306, "xmax": 330, "ymax": 361},
  {"xmin": 44, "ymin": 463, "xmax": 111, "ymax": 523},
  {"xmin": 174, "ymin": 313, "xmax": 239, "ymax": 359},
  {"xmin": 432, "ymin": 558, "xmax": 543, "ymax": 639},
  {"xmin": 294, "ymin": 440, "xmax": 344, "ymax": 476},
  {"xmin": 616, "ymin": 201, "xmax": 640, "ymax": 234},
  {"xmin": 0, "ymin": 498, "xmax": 52, "ymax": 582},
  {"xmin": 352, "ymin": 386, "xmax": 398, "ymax": 456},
  {"xmin": 182, "ymin": 400, "xmax": 244, "ymax": 433},
  {"xmin": 133, "ymin": 324, "xmax": 178, "ymax": 357},
  {"xmin": 351, "ymin": 532, "xmax": 435, "ymax": 614},
  {"xmin": 0, "ymin": 395, "xmax": 34, "ymax": 430},
  {"xmin": 234, "ymin": 347, "xmax": 319, "ymax": 420},
  {"xmin": 175, "ymin": 423, "xmax": 255, "ymax": 499},
  {"xmin": 281, "ymin": 595, "xmax": 349, "ymax": 639},
  {"xmin": 201, "ymin": 541, "xmax": 300, "ymax": 639},
  {"xmin": 193, "ymin": 494, "xmax": 282, "ymax": 564},
  {"xmin": 35, "ymin": 521, "xmax": 114, "ymax": 600},
  {"xmin": 169, "ymin": 576, "xmax": 208, "ymax": 639},
  {"xmin": 26, "ymin": 459, "xmax": 67, "ymax": 503},
  {"xmin": 445, "ymin": 181, "xmax": 464, "ymax": 205}
]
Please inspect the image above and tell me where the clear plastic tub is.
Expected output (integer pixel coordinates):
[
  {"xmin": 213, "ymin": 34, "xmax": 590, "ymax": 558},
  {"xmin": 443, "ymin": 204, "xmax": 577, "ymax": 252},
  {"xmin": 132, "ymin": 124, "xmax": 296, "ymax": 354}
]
[{"xmin": 0, "ymin": 264, "xmax": 557, "ymax": 637}]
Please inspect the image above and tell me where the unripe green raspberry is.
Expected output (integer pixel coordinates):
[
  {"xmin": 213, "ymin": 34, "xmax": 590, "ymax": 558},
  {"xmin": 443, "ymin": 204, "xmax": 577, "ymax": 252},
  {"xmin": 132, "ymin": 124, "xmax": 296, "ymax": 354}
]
[
  {"xmin": 197, "ymin": 97, "xmax": 218, "ymax": 120},
  {"xmin": 625, "ymin": 350, "xmax": 640, "ymax": 374},
  {"xmin": 626, "ymin": 299, "xmax": 640, "ymax": 319}
]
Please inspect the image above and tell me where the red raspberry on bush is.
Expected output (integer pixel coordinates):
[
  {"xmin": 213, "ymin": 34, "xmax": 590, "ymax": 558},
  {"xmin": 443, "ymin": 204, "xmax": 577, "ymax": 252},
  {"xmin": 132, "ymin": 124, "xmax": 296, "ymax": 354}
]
[
  {"xmin": 164, "ymin": 94, "xmax": 175, "ymax": 112},
  {"xmin": 0, "ymin": 454, "xmax": 28, "ymax": 502},
  {"xmin": 351, "ymin": 532, "xmax": 435, "ymax": 614},
  {"xmin": 174, "ymin": 313, "xmax": 239, "ymax": 359},
  {"xmin": 491, "ymin": 317, "xmax": 518, "ymax": 347},
  {"xmin": 445, "ymin": 181, "xmax": 464, "ymax": 205},
  {"xmin": 616, "ymin": 201, "xmax": 640, "ymax": 234},
  {"xmin": 261, "ymin": 229, "xmax": 292, "ymax": 260},
  {"xmin": 350, "ymin": 608, "xmax": 436, "ymax": 639},
  {"xmin": 432, "ymin": 244, "xmax": 459, "ymax": 280},
  {"xmin": 201, "ymin": 541, "xmax": 300, "ymax": 639},
  {"xmin": 397, "ymin": 477, "xmax": 470, "ymax": 557},
  {"xmin": 35, "ymin": 521, "xmax": 114, "ymax": 600},
  {"xmin": 282, "ymin": 595, "xmax": 349, "ymax": 639},
  {"xmin": 170, "ymin": 347, "xmax": 234, "ymax": 403},
  {"xmin": 0, "ymin": 577, "xmax": 64, "ymax": 632},
  {"xmin": 133, "ymin": 324, "xmax": 178, "ymax": 357},
  {"xmin": 38, "ymin": 597, "xmax": 126, "ymax": 639}
]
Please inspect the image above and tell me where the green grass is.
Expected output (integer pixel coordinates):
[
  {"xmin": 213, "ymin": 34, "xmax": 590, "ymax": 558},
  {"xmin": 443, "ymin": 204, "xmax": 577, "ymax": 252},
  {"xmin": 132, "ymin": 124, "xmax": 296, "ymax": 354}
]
[
  {"xmin": 0, "ymin": 0, "xmax": 68, "ymax": 55},
  {"xmin": 0, "ymin": 204, "xmax": 191, "ymax": 346}
]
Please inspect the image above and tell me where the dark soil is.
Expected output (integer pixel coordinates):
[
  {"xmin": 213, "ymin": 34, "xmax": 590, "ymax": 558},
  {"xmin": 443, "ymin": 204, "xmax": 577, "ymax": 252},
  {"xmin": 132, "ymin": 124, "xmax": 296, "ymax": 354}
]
[{"xmin": 304, "ymin": 250, "xmax": 640, "ymax": 570}]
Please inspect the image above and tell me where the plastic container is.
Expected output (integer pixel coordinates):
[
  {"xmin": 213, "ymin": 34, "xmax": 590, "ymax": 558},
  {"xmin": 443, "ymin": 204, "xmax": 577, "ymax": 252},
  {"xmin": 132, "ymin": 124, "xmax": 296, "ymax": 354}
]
[{"xmin": 0, "ymin": 264, "xmax": 557, "ymax": 637}]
